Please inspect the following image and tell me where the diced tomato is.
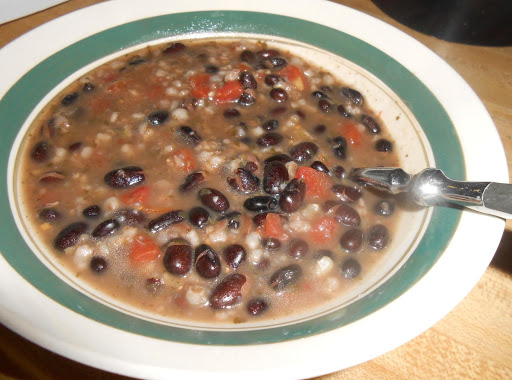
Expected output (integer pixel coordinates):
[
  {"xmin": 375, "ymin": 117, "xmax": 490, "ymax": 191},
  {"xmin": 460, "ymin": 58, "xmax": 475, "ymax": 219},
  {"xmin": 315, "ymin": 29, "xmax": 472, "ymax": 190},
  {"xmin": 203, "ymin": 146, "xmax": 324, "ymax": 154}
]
[
  {"xmin": 341, "ymin": 122, "xmax": 363, "ymax": 146},
  {"xmin": 309, "ymin": 217, "xmax": 337, "ymax": 244},
  {"xmin": 90, "ymin": 98, "xmax": 112, "ymax": 114},
  {"xmin": 106, "ymin": 79, "xmax": 129, "ymax": 94},
  {"xmin": 148, "ymin": 84, "xmax": 165, "ymax": 99},
  {"xmin": 296, "ymin": 166, "xmax": 333, "ymax": 199},
  {"xmin": 262, "ymin": 213, "xmax": 287, "ymax": 240},
  {"xmin": 101, "ymin": 71, "xmax": 117, "ymax": 83},
  {"xmin": 215, "ymin": 80, "xmax": 244, "ymax": 104},
  {"xmin": 172, "ymin": 148, "xmax": 196, "ymax": 173},
  {"xmin": 277, "ymin": 65, "xmax": 308, "ymax": 91},
  {"xmin": 237, "ymin": 63, "xmax": 252, "ymax": 72},
  {"xmin": 240, "ymin": 214, "xmax": 254, "ymax": 236},
  {"xmin": 121, "ymin": 186, "xmax": 149, "ymax": 205},
  {"xmin": 129, "ymin": 235, "xmax": 160, "ymax": 263},
  {"xmin": 189, "ymin": 74, "xmax": 211, "ymax": 99}
]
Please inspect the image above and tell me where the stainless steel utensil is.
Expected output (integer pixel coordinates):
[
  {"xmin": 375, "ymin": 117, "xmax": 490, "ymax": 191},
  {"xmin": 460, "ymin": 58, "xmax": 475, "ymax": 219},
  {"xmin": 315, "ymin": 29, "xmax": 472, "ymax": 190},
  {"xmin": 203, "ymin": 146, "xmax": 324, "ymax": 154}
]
[{"xmin": 350, "ymin": 167, "xmax": 512, "ymax": 219}]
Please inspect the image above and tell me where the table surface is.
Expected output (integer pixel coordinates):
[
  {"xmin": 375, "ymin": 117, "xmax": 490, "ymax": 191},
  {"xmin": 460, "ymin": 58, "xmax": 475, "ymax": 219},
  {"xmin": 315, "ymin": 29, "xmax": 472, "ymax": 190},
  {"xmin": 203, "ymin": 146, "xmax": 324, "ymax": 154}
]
[{"xmin": 1, "ymin": 0, "xmax": 511, "ymax": 378}]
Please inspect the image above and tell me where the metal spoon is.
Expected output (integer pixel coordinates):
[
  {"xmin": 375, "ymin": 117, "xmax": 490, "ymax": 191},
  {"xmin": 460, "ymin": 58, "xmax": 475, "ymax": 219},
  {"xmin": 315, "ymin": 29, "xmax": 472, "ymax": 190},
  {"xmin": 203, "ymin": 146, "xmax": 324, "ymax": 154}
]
[{"xmin": 350, "ymin": 167, "xmax": 512, "ymax": 219}]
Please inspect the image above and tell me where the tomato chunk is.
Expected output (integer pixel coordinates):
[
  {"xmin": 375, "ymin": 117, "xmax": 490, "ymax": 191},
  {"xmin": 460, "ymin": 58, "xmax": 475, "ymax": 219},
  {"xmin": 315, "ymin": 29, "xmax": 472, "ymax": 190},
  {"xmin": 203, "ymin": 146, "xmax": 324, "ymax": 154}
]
[
  {"xmin": 263, "ymin": 213, "xmax": 287, "ymax": 240},
  {"xmin": 296, "ymin": 166, "xmax": 333, "ymax": 199},
  {"xmin": 121, "ymin": 186, "xmax": 149, "ymax": 205},
  {"xmin": 341, "ymin": 122, "xmax": 363, "ymax": 146},
  {"xmin": 309, "ymin": 217, "xmax": 338, "ymax": 244},
  {"xmin": 130, "ymin": 235, "xmax": 160, "ymax": 263},
  {"xmin": 277, "ymin": 65, "xmax": 308, "ymax": 91},
  {"xmin": 172, "ymin": 148, "xmax": 196, "ymax": 173},
  {"xmin": 189, "ymin": 74, "xmax": 211, "ymax": 99},
  {"xmin": 215, "ymin": 80, "xmax": 244, "ymax": 104}
]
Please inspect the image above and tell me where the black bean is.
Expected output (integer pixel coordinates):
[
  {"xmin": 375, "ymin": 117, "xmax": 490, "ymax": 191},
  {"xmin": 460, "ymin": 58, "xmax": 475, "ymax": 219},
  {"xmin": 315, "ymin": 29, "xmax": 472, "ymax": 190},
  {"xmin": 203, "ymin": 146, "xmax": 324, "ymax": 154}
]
[
  {"xmin": 340, "ymin": 257, "xmax": 361, "ymax": 279},
  {"xmin": 90, "ymin": 256, "xmax": 108, "ymax": 273},
  {"xmin": 177, "ymin": 125, "xmax": 202, "ymax": 146},
  {"xmin": 312, "ymin": 91, "xmax": 329, "ymax": 99},
  {"xmin": 104, "ymin": 166, "xmax": 145, "ymax": 189},
  {"xmin": 239, "ymin": 71, "xmax": 257, "ymax": 89},
  {"xmin": 333, "ymin": 165, "xmax": 345, "ymax": 179},
  {"xmin": 129, "ymin": 57, "xmax": 146, "ymax": 65},
  {"xmin": 296, "ymin": 109, "xmax": 306, "ymax": 119},
  {"xmin": 243, "ymin": 161, "xmax": 258, "ymax": 173},
  {"xmin": 340, "ymin": 229, "xmax": 363, "ymax": 253},
  {"xmin": 30, "ymin": 141, "xmax": 52, "ymax": 162},
  {"xmin": 374, "ymin": 200, "xmax": 395, "ymax": 217},
  {"xmin": 318, "ymin": 99, "xmax": 332, "ymax": 113},
  {"xmin": 53, "ymin": 222, "xmax": 88, "ymax": 251},
  {"xmin": 210, "ymin": 273, "xmax": 246, "ymax": 309},
  {"xmin": 164, "ymin": 240, "xmax": 192, "ymax": 276},
  {"xmin": 330, "ymin": 136, "xmax": 347, "ymax": 159},
  {"xmin": 247, "ymin": 298, "xmax": 268, "ymax": 316},
  {"xmin": 375, "ymin": 139, "xmax": 393, "ymax": 152},
  {"xmin": 257, "ymin": 49, "xmax": 279, "ymax": 58},
  {"xmin": 38, "ymin": 208, "xmax": 61, "ymax": 222},
  {"xmin": 334, "ymin": 204, "xmax": 361, "ymax": 226},
  {"xmin": 270, "ymin": 106, "xmax": 287, "ymax": 116},
  {"xmin": 195, "ymin": 244, "xmax": 221, "ymax": 278},
  {"xmin": 310, "ymin": 161, "xmax": 331, "ymax": 176},
  {"xmin": 269, "ymin": 264, "xmax": 303, "ymax": 291},
  {"xmin": 244, "ymin": 196, "xmax": 278, "ymax": 212},
  {"xmin": 92, "ymin": 219, "xmax": 120, "ymax": 238},
  {"xmin": 223, "ymin": 244, "xmax": 247, "ymax": 269},
  {"xmin": 268, "ymin": 57, "xmax": 287, "ymax": 68},
  {"xmin": 264, "ymin": 153, "xmax": 292, "ymax": 166},
  {"xmin": 115, "ymin": 208, "xmax": 147, "ymax": 226},
  {"xmin": 68, "ymin": 142, "xmax": 83, "ymax": 152},
  {"xmin": 279, "ymin": 178, "xmax": 306, "ymax": 213},
  {"xmin": 287, "ymin": 239, "xmax": 309, "ymax": 259},
  {"xmin": 199, "ymin": 188, "xmax": 230, "ymax": 212},
  {"xmin": 290, "ymin": 142, "xmax": 318, "ymax": 162},
  {"xmin": 179, "ymin": 172, "xmax": 205, "ymax": 193},
  {"xmin": 188, "ymin": 206, "xmax": 210, "ymax": 229},
  {"xmin": 270, "ymin": 88, "xmax": 288, "ymax": 102},
  {"xmin": 205, "ymin": 64, "xmax": 219, "ymax": 74},
  {"xmin": 262, "ymin": 119, "xmax": 279, "ymax": 130},
  {"xmin": 257, "ymin": 132, "xmax": 283, "ymax": 147},
  {"xmin": 322, "ymin": 200, "xmax": 342, "ymax": 213},
  {"xmin": 265, "ymin": 74, "xmax": 280, "ymax": 86},
  {"xmin": 361, "ymin": 115, "xmax": 381, "ymax": 134},
  {"xmin": 263, "ymin": 161, "xmax": 289, "ymax": 194},
  {"xmin": 337, "ymin": 104, "xmax": 351, "ymax": 118},
  {"xmin": 368, "ymin": 224, "xmax": 390, "ymax": 250},
  {"xmin": 223, "ymin": 108, "xmax": 241, "ymax": 119},
  {"xmin": 252, "ymin": 212, "xmax": 288, "ymax": 227},
  {"xmin": 148, "ymin": 210, "xmax": 185, "ymax": 233},
  {"xmin": 331, "ymin": 184, "xmax": 362, "ymax": 202},
  {"xmin": 312, "ymin": 124, "xmax": 326, "ymax": 135},
  {"xmin": 262, "ymin": 237, "xmax": 281, "ymax": 250},
  {"xmin": 163, "ymin": 42, "xmax": 186, "ymax": 54},
  {"xmin": 340, "ymin": 87, "xmax": 364, "ymax": 106},
  {"xmin": 240, "ymin": 50, "xmax": 255, "ymax": 63},
  {"xmin": 61, "ymin": 92, "xmax": 78, "ymax": 106},
  {"xmin": 39, "ymin": 171, "xmax": 65, "ymax": 184},
  {"xmin": 254, "ymin": 62, "xmax": 269, "ymax": 70},
  {"xmin": 239, "ymin": 92, "xmax": 256, "ymax": 106},
  {"xmin": 147, "ymin": 110, "xmax": 169, "ymax": 126},
  {"xmin": 82, "ymin": 82, "xmax": 95, "ymax": 92},
  {"xmin": 227, "ymin": 168, "xmax": 260, "ymax": 194}
]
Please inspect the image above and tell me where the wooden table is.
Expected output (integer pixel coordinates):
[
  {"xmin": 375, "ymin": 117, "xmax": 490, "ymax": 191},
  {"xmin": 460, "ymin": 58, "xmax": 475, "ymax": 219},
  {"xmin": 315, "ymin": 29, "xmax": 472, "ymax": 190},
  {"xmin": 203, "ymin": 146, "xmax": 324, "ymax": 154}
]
[{"xmin": 1, "ymin": 1, "xmax": 511, "ymax": 378}]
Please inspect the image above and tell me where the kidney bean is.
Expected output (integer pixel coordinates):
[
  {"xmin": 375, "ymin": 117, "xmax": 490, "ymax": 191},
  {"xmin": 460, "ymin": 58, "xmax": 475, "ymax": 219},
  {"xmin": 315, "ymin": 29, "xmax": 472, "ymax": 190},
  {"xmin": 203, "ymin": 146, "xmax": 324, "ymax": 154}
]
[
  {"xmin": 148, "ymin": 210, "xmax": 185, "ymax": 233},
  {"xmin": 264, "ymin": 74, "xmax": 280, "ymax": 86},
  {"xmin": 287, "ymin": 238, "xmax": 309, "ymax": 259},
  {"xmin": 290, "ymin": 142, "xmax": 318, "ymax": 162},
  {"xmin": 147, "ymin": 110, "xmax": 169, "ymax": 126},
  {"xmin": 313, "ymin": 124, "xmax": 326, "ymax": 135},
  {"xmin": 92, "ymin": 219, "xmax": 120, "ymax": 238},
  {"xmin": 90, "ymin": 256, "xmax": 108, "ymax": 273},
  {"xmin": 374, "ymin": 200, "xmax": 395, "ymax": 217},
  {"xmin": 177, "ymin": 125, "xmax": 202, "ymax": 146},
  {"xmin": 310, "ymin": 161, "xmax": 331, "ymax": 176},
  {"xmin": 239, "ymin": 71, "xmax": 257, "ymax": 89},
  {"xmin": 339, "ymin": 228, "xmax": 363, "ymax": 253},
  {"xmin": 263, "ymin": 153, "xmax": 292, "ymax": 166},
  {"xmin": 163, "ymin": 42, "xmax": 186, "ymax": 54},
  {"xmin": 239, "ymin": 92, "xmax": 256, "ymax": 106},
  {"xmin": 340, "ymin": 87, "xmax": 364, "ymax": 106},
  {"xmin": 205, "ymin": 64, "xmax": 219, "ymax": 74},
  {"xmin": 115, "ymin": 208, "xmax": 147, "ymax": 226},
  {"xmin": 270, "ymin": 88, "xmax": 288, "ymax": 102},
  {"xmin": 38, "ymin": 208, "xmax": 61, "ymax": 222},
  {"xmin": 129, "ymin": 57, "xmax": 146, "ymax": 66},
  {"xmin": 244, "ymin": 196, "xmax": 278, "ymax": 212},
  {"xmin": 30, "ymin": 141, "xmax": 52, "ymax": 163},
  {"xmin": 210, "ymin": 273, "xmax": 246, "ymax": 309},
  {"xmin": 279, "ymin": 178, "xmax": 306, "ymax": 213},
  {"xmin": 268, "ymin": 57, "xmax": 287, "ymax": 68},
  {"xmin": 257, "ymin": 132, "xmax": 283, "ymax": 147},
  {"xmin": 334, "ymin": 204, "xmax": 361, "ymax": 226},
  {"xmin": 262, "ymin": 237, "xmax": 281, "ymax": 250},
  {"xmin": 340, "ymin": 257, "xmax": 361, "ymax": 279},
  {"xmin": 240, "ymin": 50, "xmax": 255, "ymax": 63},
  {"xmin": 263, "ymin": 161, "xmax": 289, "ymax": 194},
  {"xmin": 361, "ymin": 115, "xmax": 381, "ymax": 134},
  {"xmin": 223, "ymin": 244, "xmax": 247, "ymax": 269},
  {"xmin": 39, "ymin": 171, "xmax": 65, "ymax": 184},
  {"xmin": 199, "ymin": 188, "xmax": 230, "ymax": 212},
  {"xmin": 188, "ymin": 206, "xmax": 210, "ymax": 229},
  {"xmin": 247, "ymin": 298, "xmax": 268, "ymax": 316},
  {"xmin": 368, "ymin": 224, "xmax": 390, "ymax": 250},
  {"xmin": 227, "ymin": 168, "xmax": 260, "ymax": 194},
  {"xmin": 318, "ymin": 99, "xmax": 332, "ymax": 113},
  {"xmin": 375, "ymin": 139, "xmax": 393, "ymax": 152},
  {"xmin": 269, "ymin": 264, "xmax": 303, "ymax": 291},
  {"xmin": 331, "ymin": 184, "xmax": 362, "ymax": 202},
  {"xmin": 262, "ymin": 119, "xmax": 279, "ymax": 130},
  {"xmin": 195, "ymin": 244, "xmax": 221, "ymax": 278},
  {"xmin": 61, "ymin": 92, "xmax": 78, "ymax": 106},
  {"xmin": 223, "ymin": 108, "xmax": 241, "ymax": 119},
  {"xmin": 252, "ymin": 212, "xmax": 288, "ymax": 227},
  {"xmin": 164, "ymin": 240, "xmax": 192, "ymax": 276},
  {"xmin": 179, "ymin": 172, "xmax": 205, "ymax": 193},
  {"xmin": 104, "ymin": 166, "xmax": 145, "ymax": 189},
  {"xmin": 322, "ymin": 200, "xmax": 342, "ymax": 213},
  {"xmin": 53, "ymin": 222, "xmax": 88, "ymax": 251},
  {"xmin": 330, "ymin": 136, "xmax": 347, "ymax": 159},
  {"xmin": 333, "ymin": 165, "xmax": 345, "ymax": 179}
]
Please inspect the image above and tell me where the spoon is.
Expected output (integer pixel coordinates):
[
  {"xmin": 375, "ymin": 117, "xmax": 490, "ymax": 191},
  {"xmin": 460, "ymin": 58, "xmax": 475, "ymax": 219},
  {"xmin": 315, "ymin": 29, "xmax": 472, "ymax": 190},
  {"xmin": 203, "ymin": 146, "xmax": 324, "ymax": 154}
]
[{"xmin": 350, "ymin": 167, "xmax": 512, "ymax": 219}]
